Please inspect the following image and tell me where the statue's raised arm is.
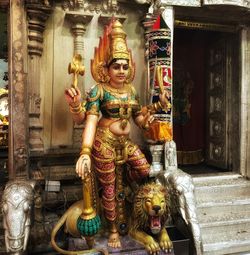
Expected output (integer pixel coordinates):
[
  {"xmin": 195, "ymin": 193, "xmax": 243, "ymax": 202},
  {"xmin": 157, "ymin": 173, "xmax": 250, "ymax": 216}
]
[{"xmin": 63, "ymin": 19, "xmax": 171, "ymax": 252}]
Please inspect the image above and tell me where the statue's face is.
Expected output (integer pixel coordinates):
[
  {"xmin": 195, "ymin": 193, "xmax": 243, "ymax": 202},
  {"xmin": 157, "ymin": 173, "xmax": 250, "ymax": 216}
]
[{"xmin": 108, "ymin": 59, "xmax": 129, "ymax": 86}]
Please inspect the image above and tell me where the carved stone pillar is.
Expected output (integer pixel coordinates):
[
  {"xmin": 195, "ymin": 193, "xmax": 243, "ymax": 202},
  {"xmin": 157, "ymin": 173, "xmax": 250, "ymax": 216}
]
[
  {"xmin": 240, "ymin": 27, "xmax": 250, "ymax": 178},
  {"xmin": 65, "ymin": 12, "xmax": 93, "ymax": 148},
  {"xmin": 65, "ymin": 12, "xmax": 93, "ymax": 56},
  {"xmin": 8, "ymin": 0, "xmax": 29, "ymax": 179},
  {"xmin": 26, "ymin": 2, "xmax": 52, "ymax": 153}
]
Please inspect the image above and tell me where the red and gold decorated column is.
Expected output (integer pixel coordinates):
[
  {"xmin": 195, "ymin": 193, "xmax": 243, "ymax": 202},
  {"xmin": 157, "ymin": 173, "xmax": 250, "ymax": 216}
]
[{"xmin": 144, "ymin": 6, "xmax": 177, "ymax": 173}]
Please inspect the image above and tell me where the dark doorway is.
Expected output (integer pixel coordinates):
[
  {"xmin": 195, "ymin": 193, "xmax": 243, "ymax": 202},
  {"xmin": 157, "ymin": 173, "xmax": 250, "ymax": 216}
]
[{"xmin": 173, "ymin": 28, "xmax": 239, "ymax": 174}]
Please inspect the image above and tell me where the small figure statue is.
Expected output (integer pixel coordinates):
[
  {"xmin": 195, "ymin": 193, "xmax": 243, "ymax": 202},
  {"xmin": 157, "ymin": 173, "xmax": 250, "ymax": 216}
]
[
  {"xmin": 65, "ymin": 19, "xmax": 169, "ymax": 248},
  {"xmin": 164, "ymin": 140, "xmax": 177, "ymax": 171}
]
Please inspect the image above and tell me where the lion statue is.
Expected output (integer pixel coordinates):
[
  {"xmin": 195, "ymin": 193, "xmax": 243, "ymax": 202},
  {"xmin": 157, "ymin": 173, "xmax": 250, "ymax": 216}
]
[{"xmin": 129, "ymin": 182, "xmax": 173, "ymax": 254}]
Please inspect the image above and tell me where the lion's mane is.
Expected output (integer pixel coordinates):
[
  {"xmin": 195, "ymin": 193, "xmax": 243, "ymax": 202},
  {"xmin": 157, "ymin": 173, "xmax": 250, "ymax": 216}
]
[{"xmin": 130, "ymin": 182, "xmax": 170, "ymax": 232}]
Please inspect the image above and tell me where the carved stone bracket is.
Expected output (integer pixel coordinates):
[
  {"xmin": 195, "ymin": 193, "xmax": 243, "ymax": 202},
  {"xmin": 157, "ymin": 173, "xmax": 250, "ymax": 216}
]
[
  {"xmin": 26, "ymin": 3, "xmax": 52, "ymax": 57},
  {"xmin": 62, "ymin": 0, "xmax": 126, "ymax": 16},
  {"xmin": 140, "ymin": 0, "xmax": 250, "ymax": 9},
  {"xmin": 98, "ymin": 13, "xmax": 127, "ymax": 27},
  {"xmin": 65, "ymin": 12, "xmax": 93, "ymax": 55},
  {"xmin": 203, "ymin": 0, "xmax": 250, "ymax": 8},
  {"xmin": 157, "ymin": 0, "xmax": 201, "ymax": 6},
  {"xmin": 62, "ymin": 0, "xmax": 85, "ymax": 10}
]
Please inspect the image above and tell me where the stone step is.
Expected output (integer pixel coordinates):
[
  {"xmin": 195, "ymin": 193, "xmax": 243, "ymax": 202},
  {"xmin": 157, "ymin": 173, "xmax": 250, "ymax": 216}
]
[
  {"xmin": 193, "ymin": 174, "xmax": 250, "ymax": 254},
  {"xmin": 203, "ymin": 240, "xmax": 250, "ymax": 255},
  {"xmin": 193, "ymin": 173, "xmax": 244, "ymax": 186},
  {"xmin": 202, "ymin": 231, "xmax": 250, "ymax": 255},
  {"xmin": 198, "ymin": 210, "xmax": 250, "ymax": 226},
  {"xmin": 193, "ymin": 174, "xmax": 250, "ymax": 204},
  {"xmin": 196, "ymin": 197, "xmax": 250, "ymax": 217},
  {"xmin": 195, "ymin": 186, "xmax": 250, "ymax": 203},
  {"xmin": 201, "ymin": 221, "xmax": 250, "ymax": 244},
  {"xmin": 194, "ymin": 178, "xmax": 250, "ymax": 203}
]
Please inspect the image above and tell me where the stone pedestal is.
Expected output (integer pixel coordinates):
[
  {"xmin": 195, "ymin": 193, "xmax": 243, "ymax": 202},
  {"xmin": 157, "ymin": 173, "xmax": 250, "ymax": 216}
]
[{"xmin": 67, "ymin": 226, "xmax": 189, "ymax": 255}]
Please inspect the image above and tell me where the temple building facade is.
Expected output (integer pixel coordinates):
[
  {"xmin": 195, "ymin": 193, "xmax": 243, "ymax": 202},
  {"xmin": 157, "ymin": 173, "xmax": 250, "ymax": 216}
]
[{"xmin": 0, "ymin": 0, "xmax": 250, "ymax": 254}]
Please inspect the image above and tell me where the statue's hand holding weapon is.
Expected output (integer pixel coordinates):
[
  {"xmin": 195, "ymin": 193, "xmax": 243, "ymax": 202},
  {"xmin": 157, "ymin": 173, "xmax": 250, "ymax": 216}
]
[
  {"xmin": 65, "ymin": 86, "xmax": 82, "ymax": 106},
  {"xmin": 65, "ymin": 54, "xmax": 85, "ymax": 106},
  {"xmin": 141, "ymin": 111, "xmax": 155, "ymax": 130},
  {"xmin": 76, "ymin": 154, "xmax": 91, "ymax": 180}
]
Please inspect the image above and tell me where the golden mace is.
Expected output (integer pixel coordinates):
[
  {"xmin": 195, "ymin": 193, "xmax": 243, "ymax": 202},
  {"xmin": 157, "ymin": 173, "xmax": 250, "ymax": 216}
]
[{"xmin": 68, "ymin": 54, "xmax": 85, "ymax": 89}]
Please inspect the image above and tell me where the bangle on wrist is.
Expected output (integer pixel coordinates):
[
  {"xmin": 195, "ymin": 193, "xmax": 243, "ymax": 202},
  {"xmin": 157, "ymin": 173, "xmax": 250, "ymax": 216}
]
[
  {"xmin": 80, "ymin": 146, "xmax": 92, "ymax": 156},
  {"xmin": 70, "ymin": 102, "xmax": 81, "ymax": 109},
  {"xmin": 69, "ymin": 103, "xmax": 85, "ymax": 114},
  {"xmin": 157, "ymin": 101, "xmax": 163, "ymax": 111}
]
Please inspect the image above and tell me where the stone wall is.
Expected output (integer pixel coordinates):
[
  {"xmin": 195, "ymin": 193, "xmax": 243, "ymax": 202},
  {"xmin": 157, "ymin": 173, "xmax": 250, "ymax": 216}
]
[{"xmin": 41, "ymin": 3, "xmax": 148, "ymax": 152}]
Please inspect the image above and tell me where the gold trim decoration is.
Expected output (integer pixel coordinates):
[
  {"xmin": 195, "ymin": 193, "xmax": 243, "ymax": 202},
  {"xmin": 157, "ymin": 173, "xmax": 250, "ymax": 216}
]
[
  {"xmin": 0, "ymin": 88, "xmax": 8, "ymax": 97},
  {"xmin": 102, "ymin": 83, "xmax": 132, "ymax": 95},
  {"xmin": 80, "ymin": 147, "xmax": 92, "ymax": 156},
  {"xmin": 175, "ymin": 20, "xmax": 237, "ymax": 32},
  {"xmin": 87, "ymin": 85, "xmax": 103, "ymax": 102},
  {"xmin": 69, "ymin": 103, "xmax": 85, "ymax": 114},
  {"xmin": 86, "ymin": 104, "xmax": 100, "ymax": 116}
]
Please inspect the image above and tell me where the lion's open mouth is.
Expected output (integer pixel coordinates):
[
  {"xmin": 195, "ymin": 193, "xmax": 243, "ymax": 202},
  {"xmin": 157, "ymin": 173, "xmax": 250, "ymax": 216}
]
[{"xmin": 149, "ymin": 216, "xmax": 161, "ymax": 234}]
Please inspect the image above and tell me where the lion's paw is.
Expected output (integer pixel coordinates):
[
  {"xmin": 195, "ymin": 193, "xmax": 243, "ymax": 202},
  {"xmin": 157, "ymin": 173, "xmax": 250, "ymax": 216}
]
[
  {"xmin": 159, "ymin": 239, "xmax": 173, "ymax": 253},
  {"xmin": 145, "ymin": 239, "xmax": 161, "ymax": 255}
]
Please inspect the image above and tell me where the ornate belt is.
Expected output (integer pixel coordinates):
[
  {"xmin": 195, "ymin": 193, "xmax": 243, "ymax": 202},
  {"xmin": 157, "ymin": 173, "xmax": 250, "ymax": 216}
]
[
  {"xmin": 96, "ymin": 127, "xmax": 130, "ymax": 165},
  {"xmin": 96, "ymin": 127, "xmax": 129, "ymax": 148}
]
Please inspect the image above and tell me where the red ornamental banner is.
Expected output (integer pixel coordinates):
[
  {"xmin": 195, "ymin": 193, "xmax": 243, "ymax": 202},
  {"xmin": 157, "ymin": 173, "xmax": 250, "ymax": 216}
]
[{"xmin": 145, "ymin": 15, "xmax": 173, "ymax": 142}]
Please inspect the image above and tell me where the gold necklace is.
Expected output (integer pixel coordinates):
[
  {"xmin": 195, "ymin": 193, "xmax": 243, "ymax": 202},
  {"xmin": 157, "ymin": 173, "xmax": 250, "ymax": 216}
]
[{"xmin": 103, "ymin": 83, "xmax": 131, "ymax": 95}]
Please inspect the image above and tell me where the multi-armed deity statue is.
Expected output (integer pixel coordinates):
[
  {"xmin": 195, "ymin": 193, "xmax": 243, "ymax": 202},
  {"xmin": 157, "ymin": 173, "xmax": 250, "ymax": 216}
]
[{"xmin": 51, "ymin": 18, "xmax": 174, "ymax": 254}]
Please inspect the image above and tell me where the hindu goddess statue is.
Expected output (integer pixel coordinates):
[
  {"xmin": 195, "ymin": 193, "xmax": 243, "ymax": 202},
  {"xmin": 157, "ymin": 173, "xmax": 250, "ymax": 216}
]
[{"xmin": 65, "ymin": 19, "xmax": 169, "ymax": 248}]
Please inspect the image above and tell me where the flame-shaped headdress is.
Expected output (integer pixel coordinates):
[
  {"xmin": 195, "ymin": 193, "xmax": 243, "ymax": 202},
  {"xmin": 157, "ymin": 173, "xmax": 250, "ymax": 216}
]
[{"xmin": 91, "ymin": 19, "xmax": 135, "ymax": 84}]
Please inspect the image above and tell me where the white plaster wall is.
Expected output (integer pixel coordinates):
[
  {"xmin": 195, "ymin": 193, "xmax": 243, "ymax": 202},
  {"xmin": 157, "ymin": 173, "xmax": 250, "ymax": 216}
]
[{"xmin": 41, "ymin": 5, "xmax": 147, "ymax": 151}]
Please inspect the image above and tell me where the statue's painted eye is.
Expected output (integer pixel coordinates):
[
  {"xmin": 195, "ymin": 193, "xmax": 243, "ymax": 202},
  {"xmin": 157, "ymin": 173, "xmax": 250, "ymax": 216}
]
[
  {"xmin": 161, "ymin": 200, "xmax": 165, "ymax": 204},
  {"xmin": 146, "ymin": 198, "xmax": 151, "ymax": 203},
  {"xmin": 23, "ymin": 202, "xmax": 30, "ymax": 212}
]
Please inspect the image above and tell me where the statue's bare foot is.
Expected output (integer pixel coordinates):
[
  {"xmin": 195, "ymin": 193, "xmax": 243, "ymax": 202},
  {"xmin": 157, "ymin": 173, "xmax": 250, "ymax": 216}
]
[{"xmin": 108, "ymin": 232, "xmax": 121, "ymax": 248}]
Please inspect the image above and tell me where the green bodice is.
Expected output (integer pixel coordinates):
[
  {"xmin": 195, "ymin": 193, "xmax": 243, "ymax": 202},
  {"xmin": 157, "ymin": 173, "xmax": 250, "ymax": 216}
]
[{"xmin": 85, "ymin": 83, "xmax": 141, "ymax": 119}]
